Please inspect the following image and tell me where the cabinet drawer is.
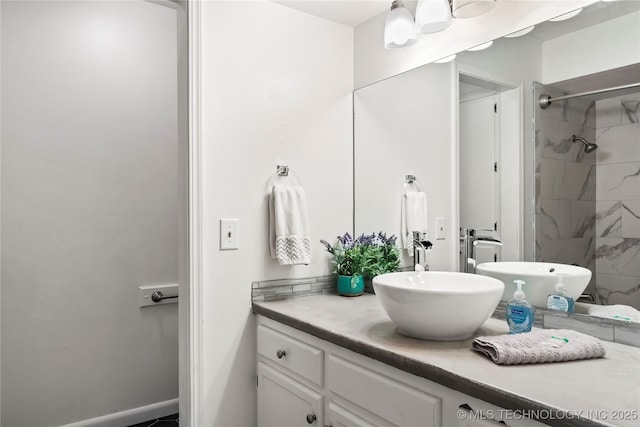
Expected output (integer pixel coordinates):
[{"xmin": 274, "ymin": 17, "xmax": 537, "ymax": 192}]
[
  {"xmin": 328, "ymin": 355, "xmax": 441, "ymax": 427},
  {"xmin": 257, "ymin": 324, "xmax": 324, "ymax": 386}
]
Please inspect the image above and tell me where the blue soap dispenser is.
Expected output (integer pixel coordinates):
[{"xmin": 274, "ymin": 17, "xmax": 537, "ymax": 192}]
[
  {"xmin": 547, "ymin": 275, "xmax": 575, "ymax": 313},
  {"xmin": 506, "ymin": 280, "xmax": 534, "ymax": 334}
]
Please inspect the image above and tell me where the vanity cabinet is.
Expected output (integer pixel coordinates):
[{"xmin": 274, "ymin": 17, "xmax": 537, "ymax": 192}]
[
  {"xmin": 256, "ymin": 315, "xmax": 545, "ymax": 427},
  {"xmin": 257, "ymin": 362, "xmax": 324, "ymax": 427},
  {"xmin": 257, "ymin": 321, "xmax": 325, "ymax": 427}
]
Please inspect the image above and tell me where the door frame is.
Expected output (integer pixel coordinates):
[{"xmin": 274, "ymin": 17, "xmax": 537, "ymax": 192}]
[
  {"xmin": 180, "ymin": 0, "xmax": 203, "ymax": 425},
  {"xmin": 456, "ymin": 62, "xmax": 524, "ymax": 266}
]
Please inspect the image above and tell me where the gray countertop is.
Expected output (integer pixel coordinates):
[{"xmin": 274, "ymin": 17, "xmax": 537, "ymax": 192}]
[{"xmin": 253, "ymin": 293, "xmax": 640, "ymax": 427}]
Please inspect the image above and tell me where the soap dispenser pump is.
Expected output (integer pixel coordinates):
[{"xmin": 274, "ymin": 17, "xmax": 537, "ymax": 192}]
[
  {"xmin": 506, "ymin": 280, "xmax": 534, "ymax": 334},
  {"xmin": 547, "ymin": 276, "xmax": 575, "ymax": 313}
]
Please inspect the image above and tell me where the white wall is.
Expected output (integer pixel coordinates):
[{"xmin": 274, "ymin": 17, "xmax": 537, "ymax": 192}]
[
  {"xmin": 543, "ymin": 11, "xmax": 640, "ymax": 83},
  {"xmin": 354, "ymin": 63, "xmax": 457, "ymax": 271},
  {"xmin": 200, "ymin": 1, "xmax": 353, "ymax": 425},
  {"xmin": 1, "ymin": 1, "xmax": 178, "ymax": 425},
  {"xmin": 354, "ymin": 0, "xmax": 597, "ymax": 89}
]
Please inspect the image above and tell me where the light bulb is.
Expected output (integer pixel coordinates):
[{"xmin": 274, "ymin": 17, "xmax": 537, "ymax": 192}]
[
  {"xmin": 467, "ymin": 41, "xmax": 493, "ymax": 51},
  {"xmin": 384, "ymin": 1, "xmax": 417, "ymax": 49},
  {"xmin": 415, "ymin": 0, "xmax": 452, "ymax": 34},
  {"xmin": 504, "ymin": 26, "xmax": 535, "ymax": 38},
  {"xmin": 435, "ymin": 54, "xmax": 456, "ymax": 63},
  {"xmin": 549, "ymin": 8, "xmax": 583, "ymax": 22}
]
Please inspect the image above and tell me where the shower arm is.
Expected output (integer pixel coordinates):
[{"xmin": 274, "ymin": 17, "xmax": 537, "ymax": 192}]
[
  {"xmin": 573, "ymin": 135, "xmax": 588, "ymax": 145},
  {"xmin": 539, "ymin": 82, "xmax": 640, "ymax": 109},
  {"xmin": 572, "ymin": 135, "xmax": 598, "ymax": 153}
]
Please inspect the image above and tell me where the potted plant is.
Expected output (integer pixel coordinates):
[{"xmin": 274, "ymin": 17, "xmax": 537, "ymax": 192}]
[{"xmin": 321, "ymin": 232, "xmax": 400, "ymax": 296}]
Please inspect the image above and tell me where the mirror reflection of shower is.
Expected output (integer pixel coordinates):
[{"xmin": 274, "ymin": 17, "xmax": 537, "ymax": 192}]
[
  {"xmin": 572, "ymin": 135, "xmax": 598, "ymax": 153},
  {"xmin": 534, "ymin": 63, "xmax": 640, "ymax": 310}
]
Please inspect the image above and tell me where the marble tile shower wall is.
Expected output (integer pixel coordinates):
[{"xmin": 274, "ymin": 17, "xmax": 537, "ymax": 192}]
[
  {"xmin": 534, "ymin": 82, "xmax": 597, "ymax": 294},
  {"xmin": 594, "ymin": 93, "xmax": 640, "ymax": 309}
]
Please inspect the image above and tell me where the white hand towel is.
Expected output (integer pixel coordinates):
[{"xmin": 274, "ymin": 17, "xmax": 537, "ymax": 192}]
[
  {"xmin": 588, "ymin": 304, "xmax": 640, "ymax": 323},
  {"xmin": 269, "ymin": 185, "xmax": 312, "ymax": 265},
  {"xmin": 401, "ymin": 191, "xmax": 428, "ymax": 252},
  {"xmin": 472, "ymin": 329, "xmax": 606, "ymax": 365}
]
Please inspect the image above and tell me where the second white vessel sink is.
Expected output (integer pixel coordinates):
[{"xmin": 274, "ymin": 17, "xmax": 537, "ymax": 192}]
[
  {"xmin": 372, "ymin": 271, "xmax": 504, "ymax": 341},
  {"xmin": 476, "ymin": 261, "xmax": 591, "ymax": 307}
]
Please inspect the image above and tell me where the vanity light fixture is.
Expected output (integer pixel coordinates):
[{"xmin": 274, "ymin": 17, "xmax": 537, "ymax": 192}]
[
  {"xmin": 415, "ymin": 0, "xmax": 452, "ymax": 34},
  {"xmin": 549, "ymin": 8, "xmax": 583, "ymax": 22},
  {"xmin": 466, "ymin": 40, "xmax": 493, "ymax": 51},
  {"xmin": 434, "ymin": 54, "xmax": 457, "ymax": 63},
  {"xmin": 386, "ymin": 0, "xmax": 496, "ymax": 47},
  {"xmin": 384, "ymin": 0, "xmax": 417, "ymax": 49},
  {"xmin": 414, "ymin": 0, "xmax": 495, "ymax": 35},
  {"xmin": 504, "ymin": 25, "xmax": 535, "ymax": 38},
  {"xmin": 452, "ymin": 0, "xmax": 496, "ymax": 19}
]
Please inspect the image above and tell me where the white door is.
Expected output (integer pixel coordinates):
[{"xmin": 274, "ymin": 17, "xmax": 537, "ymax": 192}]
[
  {"xmin": 459, "ymin": 95, "xmax": 500, "ymax": 265},
  {"xmin": 257, "ymin": 362, "xmax": 324, "ymax": 427}
]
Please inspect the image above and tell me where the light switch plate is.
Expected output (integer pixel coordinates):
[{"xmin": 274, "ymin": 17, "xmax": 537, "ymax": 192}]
[
  {"xmin": 436, "ymin": 217, "xmax": 446, "ymax": 240},
  {"xmin": 220, "ymin": 218, "xmax": 239, "ymax": 250}
]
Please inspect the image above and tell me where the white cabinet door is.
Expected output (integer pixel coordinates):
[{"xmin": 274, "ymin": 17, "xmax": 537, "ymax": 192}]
[
  {"xmin": 326, "ymin": 401, "xmax": 379, "ymax": 427},
  {"xmin": 327, "ymin": 355, "xmax": 442, "ymax": 427},
  {"xmin": 257, "ymin": 362, "xmax": 324, "ymax": 427}
]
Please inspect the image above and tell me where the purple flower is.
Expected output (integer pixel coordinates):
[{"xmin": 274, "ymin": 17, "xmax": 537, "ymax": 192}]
[{"xmin": 322, "ymin": 231, "xmax": 397, "ymax": 252}]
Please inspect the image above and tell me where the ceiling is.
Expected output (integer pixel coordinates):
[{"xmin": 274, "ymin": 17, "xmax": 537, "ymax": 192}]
[{"xmin": 272, "ymin": 0, "xmax": 392, "ymax": 27}]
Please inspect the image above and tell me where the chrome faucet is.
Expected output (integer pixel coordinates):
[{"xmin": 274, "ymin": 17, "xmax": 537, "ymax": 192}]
[
  {"xmin": 413, "ymin": 231, "xmax": 433, "ymax": 271},
  {"xmin": 460, "ymin": 228, "xmax": 502, "ymax": 273}
]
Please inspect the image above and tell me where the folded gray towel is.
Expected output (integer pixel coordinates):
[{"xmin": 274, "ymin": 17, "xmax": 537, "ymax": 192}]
[{"xmin": 472, "ymin": 329, "xmax": 606, "ymax": 365}]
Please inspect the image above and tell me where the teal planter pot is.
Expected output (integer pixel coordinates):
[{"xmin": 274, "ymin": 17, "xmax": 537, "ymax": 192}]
[{"xmin": 337, "ymin": 275, "xmax": 364, "ymax": 296}]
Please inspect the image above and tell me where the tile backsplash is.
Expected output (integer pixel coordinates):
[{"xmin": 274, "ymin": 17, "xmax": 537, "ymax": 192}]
[{"xmin": 251, "ymin": 275, "xmax": 337, "ymax": 302}]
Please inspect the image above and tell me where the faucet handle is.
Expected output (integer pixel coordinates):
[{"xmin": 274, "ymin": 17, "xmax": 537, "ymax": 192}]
[
  {"xmin": 413, "ymin": 231, "xmax": 428, "ymax": 241},
  {"xmin": 462, "ymin": 228, "xmax": 496, "ymax": 238},
  {"xmin": 412, "ymin": 232, "xmax": 432, "ymax": 249}
]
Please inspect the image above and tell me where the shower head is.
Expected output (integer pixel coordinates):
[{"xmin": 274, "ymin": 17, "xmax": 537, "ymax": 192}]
[{"xmin": 572, "ymin": 135, "xmax": 598, "ymax": 153}]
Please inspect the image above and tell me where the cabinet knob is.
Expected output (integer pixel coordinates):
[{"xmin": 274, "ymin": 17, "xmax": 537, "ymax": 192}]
[
  {"xmin": 306, "ymin": 413, "xmax": 316, "ymax": 424},
  {"xmin": 276, "ymin": 349, "xmax": 286, "ymax": 359}
]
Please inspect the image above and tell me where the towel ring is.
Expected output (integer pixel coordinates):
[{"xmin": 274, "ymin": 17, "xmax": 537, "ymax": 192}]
[
  {"xmin": 268, "ymin": 165, "xmax": 303, "ymax": 188},
  {"xmin": 404, "ymin": 174, "xmax": 424, "ymax": 192}
]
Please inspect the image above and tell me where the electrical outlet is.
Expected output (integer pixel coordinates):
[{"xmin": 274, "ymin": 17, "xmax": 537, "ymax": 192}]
[
  {"xmin": 436, "ymin": 217, "xmax": 446, "ymax": 240},
  {"xmin": 220, "ymin": 218, "xmax": 239, "ymax": 250}
]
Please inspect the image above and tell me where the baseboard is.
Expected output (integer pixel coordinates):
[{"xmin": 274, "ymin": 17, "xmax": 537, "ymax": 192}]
[{"xmin": 59, "ymin": 398, "xmax": 179, "ymax": 427}]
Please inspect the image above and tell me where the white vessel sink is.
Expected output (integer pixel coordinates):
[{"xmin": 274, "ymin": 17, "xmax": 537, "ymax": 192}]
[
  {"xmin": 372, "ymin": 271, "xmax": 504, "ymax": 341},
  {"xmin": 476, "ymin": 262, "xmax": 591, "ymax": 307}
]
